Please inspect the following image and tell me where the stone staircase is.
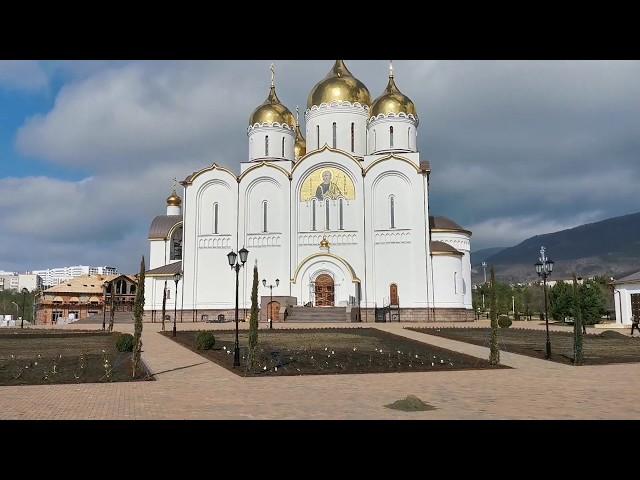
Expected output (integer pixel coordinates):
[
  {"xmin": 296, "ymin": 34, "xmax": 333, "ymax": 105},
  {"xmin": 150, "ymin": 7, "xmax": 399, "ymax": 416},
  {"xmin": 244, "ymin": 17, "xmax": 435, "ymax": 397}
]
[{"xmin": 286, "ymin": 306, "xmax": 349, "ymax": 323}]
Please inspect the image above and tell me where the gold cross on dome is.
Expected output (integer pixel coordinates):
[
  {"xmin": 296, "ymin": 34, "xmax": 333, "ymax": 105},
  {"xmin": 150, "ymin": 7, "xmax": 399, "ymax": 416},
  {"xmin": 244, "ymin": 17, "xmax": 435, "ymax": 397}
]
[
  {"xmin": 172, "ymin": 177, "xmax": 178, "ymax": 191},
  {"xmin": 389, "ymin": 60, "xmax": 394, "ymax": 78},
  {"xmin": 270, "ymin": 63, "xmax": 276, "ymax": 87}
]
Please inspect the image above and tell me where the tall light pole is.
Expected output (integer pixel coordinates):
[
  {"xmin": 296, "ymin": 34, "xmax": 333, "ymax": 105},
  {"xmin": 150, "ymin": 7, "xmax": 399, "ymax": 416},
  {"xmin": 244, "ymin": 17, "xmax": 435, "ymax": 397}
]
[
  {"xmin": 21, "ymin": 288, "xmax": 28, "ymax": 329},
  {"xmin": 102, "ymin": 281, "xmax": 109, "ymax": 331},
  {"xmin": 228, "ymin": 247, "xmax": 249, "ymax": 367},
  {"xmin": 172, "ymin": 272, "xmax": 182, "ymax": 337},
  {"xmin": 535, "ymin": 246, "xmax": 555, "ymax": 359},
  {"xmin": 482, "ymin": 261, "xmax": 487, "ymax": 284},
  {"xmin": 262, "ymin": 278, "xmax": 279, "ymax": 329}
]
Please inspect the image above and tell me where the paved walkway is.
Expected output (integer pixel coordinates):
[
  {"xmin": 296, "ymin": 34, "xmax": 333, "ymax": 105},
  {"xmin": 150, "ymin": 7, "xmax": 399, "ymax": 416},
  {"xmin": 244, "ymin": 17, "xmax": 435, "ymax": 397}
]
[{"xmin": 1, "ymin": 321, "xmax": 639, "ymax": 419}]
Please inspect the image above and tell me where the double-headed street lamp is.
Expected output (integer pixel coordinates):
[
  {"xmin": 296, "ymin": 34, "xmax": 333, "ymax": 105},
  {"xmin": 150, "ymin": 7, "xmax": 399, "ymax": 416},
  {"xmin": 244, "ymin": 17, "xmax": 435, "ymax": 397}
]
[
  {"xmin": 535, "ymin": 246, "xmax": 554, "ymax": 359},
  {"xmin": 262, "ymin": 278, "xmax": 279, "ymax": 329},
  {"xmin": 172, "ymin": 271, "xmax": 182, "ymax": 337},
  {"xmin": 227, "ymin": 247, "xmax": 249, "ymax": 367}
]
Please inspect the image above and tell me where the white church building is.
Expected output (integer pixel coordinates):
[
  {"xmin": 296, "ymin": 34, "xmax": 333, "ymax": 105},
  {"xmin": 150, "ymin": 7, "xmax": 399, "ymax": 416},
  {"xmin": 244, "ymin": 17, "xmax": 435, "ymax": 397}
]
[{"xmin": 144, "ymin": 60, "xmax": 473, "ymax": 323}]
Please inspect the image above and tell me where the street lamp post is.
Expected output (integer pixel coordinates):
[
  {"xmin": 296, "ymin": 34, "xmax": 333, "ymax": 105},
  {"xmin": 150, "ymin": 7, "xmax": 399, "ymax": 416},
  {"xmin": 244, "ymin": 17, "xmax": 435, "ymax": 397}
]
[
  {"xmin": 262, "ymin": 278, "xmax": 280, "ymax": 329},
  {"xmin": 11, "ymin": 302, "xmax": 19, "ymax": 325},
  {"xmin": 172, "ymin": 272, "xmax": 182, "ymax": 338},
  {"xmin": 102, "ymin": 281, "xmax": 109, "ymax": 331},
  {"xmin": 228, "ymin": 247, "xmax": 249, "ymax": 367},
  {"xmin": 21, "ymin": 288, "xmax": 28, "ymax": 329},
  {"xmin": 535, "ymin": 246, "xmax": 555, "ymax": 360}
]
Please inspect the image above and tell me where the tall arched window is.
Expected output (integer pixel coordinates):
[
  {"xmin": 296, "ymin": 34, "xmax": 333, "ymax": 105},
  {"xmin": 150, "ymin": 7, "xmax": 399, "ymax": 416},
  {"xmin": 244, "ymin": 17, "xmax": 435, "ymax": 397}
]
[
  {"xmin": 332, "ymin": 122, "xmax": 337, "ymax": 148},
  {"xmin": 281, "ymin": 137, "xmax": 285, "ymax": 157},
  {"xmin": 390, "ymin": 195, "xmax": 395, "ymax": 229},
  {"xmin": 325, "ymin": 199, "xmax": 330, "ymax": 230},
  {"xmin": 262, "ymin": 201, "xmax": 268, "ymax": 233},
  {"xmin": 373, "ymin": 129, "xmax": 377, "ymax": 151},
  {"xmin": 350, "ymin": 123, "xmax": 355, "ymax": 152},
  {"xmin": 213, "ymin": 203, "xmax": 219, "ymax": 234},
  {"xmin": 339, "ymin": 198, "xmax": 344, "ymax": 230},
  {"xmin": 311, "ymin": 199, "xmax": 317, "ymax": 231},
  {"xmin": 454, "ymin": 272, "xmax": 458, "ymax": 294},
  {"xmin": 408, "ymin": 127, "xmax": 411, "ymax": 149},
  {"xmin": 389, "ymin": 126, "xmax": 394, "ymax": 148},
  {"xmin": 316, "ymin": 125, "xmax": 320, "ymax": 149},
  {"xmin": 265, "ymin": 135, "xmax": 269, "ymax": 156}
]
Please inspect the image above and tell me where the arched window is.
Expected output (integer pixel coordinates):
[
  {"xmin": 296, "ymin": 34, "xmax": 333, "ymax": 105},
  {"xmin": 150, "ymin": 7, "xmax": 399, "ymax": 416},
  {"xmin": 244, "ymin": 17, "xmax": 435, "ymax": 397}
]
[
  {"xmin": 332, "ymin": 122, "xmax": 337, "ymax": 148},
  {"xmin": 130, "ymin": 284, "xmax": 136, "ymax": 294},
  {"xmin": 373, "ymin": 129, "xmax": 377, "ymax": 151},
  {"xmin": 390, "ymin": 126, "xmax": 394, "ymax": 148},
  {"xmin": 281, "ymin": 137, "xmax": 285, "ymax": 157},
  {"xmin": 311, "ymin": 199, "xmax": 317, "ymax": 231},
  {"xmin": 213, "ymin": 203, "xmax": 219, "ymax": 234},
  {"xmin": 339, "ymin": 198, "xmax": 344, "ymax": 230},
  {"xmin": 454, "ymin": 272, "xmax": 458, "ymax": 294},
  {"xmin": 265, "ymin": 135, "xmax": 269, "ymax": 156},
  {"xmin": 316, "ymin": 125, "xmax": 320, "ymax": 150},
  {"xmin": 350, "ymin": 123, "xmax": 355, "ymax": 152},
  {"xmin": 325, "ymin": 199, "xmax": 330, "ymax": 230},
  {"xmin": 408, "ymin": 127, "xmax": 411, "ymax": 148},
  {"xmin": 262, "ymin": 201, "xmax": 268, "ymax": 233},
  {"xmin": 390, "ymin": 195, "xmax": 395, "ymax": 229}
]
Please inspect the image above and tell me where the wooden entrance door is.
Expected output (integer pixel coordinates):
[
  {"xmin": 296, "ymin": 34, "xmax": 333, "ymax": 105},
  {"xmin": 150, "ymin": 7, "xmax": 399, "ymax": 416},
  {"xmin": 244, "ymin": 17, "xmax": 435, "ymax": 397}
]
[
  {"xmin": 314, "ymin": 274, "xmax": 335, "ymax": 307},
  {"xmin": 268, "ymin": 301, "xmax": 281, "ymax": 322},
  {"xmin": 631, "ymin": 294, "xmax": 640, "ymax": 321},
  {"xmin": 390, "ymin": 283, "xmax": 399, "ymax": 306}
]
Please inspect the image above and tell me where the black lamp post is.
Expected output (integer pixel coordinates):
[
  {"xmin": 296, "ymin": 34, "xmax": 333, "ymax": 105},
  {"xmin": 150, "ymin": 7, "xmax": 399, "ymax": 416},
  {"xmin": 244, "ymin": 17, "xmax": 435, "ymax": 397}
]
[
  {"xmin": 262, "ymin": 278, "xmax": 279, "ymax": 329},
  {"xmin": 102, "ymin": 281, "xmax": 109, "ymax": 331},
  {"xmin": 21, "ymin": 288, "xmax": 28, "ymax": 329},
  {"xmin": 172, "ymin": 271, "xmax": 182, "ymax": 337},
  {"xmin": 535, "ymin": 246, "xmax": 554, "ymax": 359},
  {"xmin": 228, "ymin": 247, "xmax": 249, "ymax": 367}
]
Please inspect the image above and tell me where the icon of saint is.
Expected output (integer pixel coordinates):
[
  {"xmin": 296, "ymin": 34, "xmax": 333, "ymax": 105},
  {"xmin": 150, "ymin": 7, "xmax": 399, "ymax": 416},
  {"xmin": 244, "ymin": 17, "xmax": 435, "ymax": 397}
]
[{"xmin": 315, "ymin": 170, "xmax": 344, "ymax": 200}]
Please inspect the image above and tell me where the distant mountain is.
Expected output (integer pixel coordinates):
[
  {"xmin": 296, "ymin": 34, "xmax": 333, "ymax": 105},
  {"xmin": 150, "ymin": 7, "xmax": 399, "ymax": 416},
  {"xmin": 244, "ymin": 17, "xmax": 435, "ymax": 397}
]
[
  {"xmin": 471, "ymin": 247, "xmax": 507, "ymax": 267},
  {"xmin": 474, "ymin": 211, "xmax": 640, "ymax": 283}
]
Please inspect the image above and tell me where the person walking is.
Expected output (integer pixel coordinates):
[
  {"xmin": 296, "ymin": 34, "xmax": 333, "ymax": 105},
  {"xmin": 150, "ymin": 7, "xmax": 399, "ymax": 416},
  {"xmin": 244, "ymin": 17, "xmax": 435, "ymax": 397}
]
[{"xmin": 631, "ymin": 316, "xmax": 640, "ymax": 336}]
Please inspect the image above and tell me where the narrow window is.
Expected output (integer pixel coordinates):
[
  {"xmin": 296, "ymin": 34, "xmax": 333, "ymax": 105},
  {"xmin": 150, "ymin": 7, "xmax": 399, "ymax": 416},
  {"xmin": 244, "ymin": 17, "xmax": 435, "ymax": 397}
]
[
  {"xmin": 332, "ymin": 122, "xmax": 337, "ymax": 148},
  {"xmin": 265, "ymin": 135, "xmax": 269, "ymax": 156},
  {"xmin": 262, "ymin": 201, "xmax": 268, "ymax": 233},
  {"xmin": 166, "ymin": 289, "xmax": 170, "ymax": 300},
  {"xmin": 408, "ymin": 127, "xmax": 411, "ymax": 148},
  {"xmin": 311, "ymin": 199, "xmax": 316, "ymax": 231},
  {"xmin": 454, "ymin": 272, "xmax": 458, "ymax": 294},
  {"xmin": 390, "ymin": 126, "xmax": 394, "ymax": 148},
  {"xmin": 339, "ymin": 199, "xmax": 344, "ymax": 230},
  {"xmin": 350, "ymin": 123, "xmax": 355, "ymax": 152},
  {"xmin": 213, "ymin": 203, "xmax": 219, "ymax": 234},
  {"xmin": 390, "ymin": 195, "xmax": 395, "ymax": 229},
  {"xmin": 373, "ymin": 129, "xmax": 377, "ymax": 151},
  {"xmin": 316, "ymin": 125, "xmax": 320, "ymax": 149},
  {"xmin": 281, "ymin": 137, "xmax": 285, "ymax": 157},
  {"xmin": 325, "ymin": 200, "xmax": 330, "ymax": 230}
]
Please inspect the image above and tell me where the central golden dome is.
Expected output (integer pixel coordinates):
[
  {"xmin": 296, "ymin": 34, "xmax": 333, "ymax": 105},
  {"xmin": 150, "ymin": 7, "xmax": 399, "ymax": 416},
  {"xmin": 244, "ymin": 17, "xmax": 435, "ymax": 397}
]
[
  {"xmin": 370, "ymin": 67, "xmax": 417, "ymax": 118},
  {"xmin": 249, "ymin": 85, "xmax": 295, "ymax": 127},
  {"xmin": 307, "ymin": 60, "xmax": 371, "ymax": 109}
]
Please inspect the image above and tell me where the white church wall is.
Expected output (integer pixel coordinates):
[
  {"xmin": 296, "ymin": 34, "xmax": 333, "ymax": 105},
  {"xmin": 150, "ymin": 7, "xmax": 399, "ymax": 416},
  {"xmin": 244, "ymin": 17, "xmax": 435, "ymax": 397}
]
[
  {"xmin": 305, "ymin": 103, "xmax": 369, "ymax": 157},
  {"xmin": 431, "ymin": 255, "xmax": 464, "ymax": 308},
  {"xmin": 615, "ymin": 282, "xmax": 640, "ymax": 325},
  {"xmin": 431, "ymin": 231, "xmax": 472, "ymax": 309},
  {"xmin": 367, "ymin": 115, "xmax": 417, "ymax": 155},
  {"xmin": 248, "ymin": 125, "xmax": 295, "ymax": 162},
  {"xmin": 149, "ymin": 240, "xmax": 167, "ymax": 270}
]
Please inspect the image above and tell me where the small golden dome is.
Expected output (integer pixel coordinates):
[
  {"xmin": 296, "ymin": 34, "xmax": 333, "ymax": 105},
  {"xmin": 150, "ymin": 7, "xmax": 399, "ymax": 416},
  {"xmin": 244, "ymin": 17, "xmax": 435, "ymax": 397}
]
[
  {"xmin": 249, "ymin": 85, "xmax": 295, "ymax": 127},
  {"xmin": 294, "ymin": 106, "xmax": 306, "ymax": 160},
  {"xmin": 370, "ymin": 64, "xmax": 417, "ymax": 118},
  {"xmin": 166, "ymin": 190, "xmax": 182, "ymax": 207},
  {"xmin": 320, "ymin": 236, "xmax": 330, "ymax": 248},
  {"xmin": 307, "ymin": 60, "xmax": 371, "ymax": 109}
]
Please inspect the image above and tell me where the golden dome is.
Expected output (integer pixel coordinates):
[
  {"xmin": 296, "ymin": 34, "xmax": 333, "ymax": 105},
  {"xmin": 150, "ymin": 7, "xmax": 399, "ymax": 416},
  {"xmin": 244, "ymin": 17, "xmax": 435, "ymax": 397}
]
[
  {"xmin": 166, "ymin": 190, "xmax": 182, "ymax": 207},
  {"xmin": 370, "ymin": 64, "xmax": 417, "ymax": 118},
  {"xmin": 249, "ymin": 84, "xmax": 295, "ymax": 127},
  {"xmin": 307, "ymin": 60, "xmax": 371, "ymax": 109},
  {"xmin": 294, "ymin": 106, "xmax": 306, "ymax": 160}
]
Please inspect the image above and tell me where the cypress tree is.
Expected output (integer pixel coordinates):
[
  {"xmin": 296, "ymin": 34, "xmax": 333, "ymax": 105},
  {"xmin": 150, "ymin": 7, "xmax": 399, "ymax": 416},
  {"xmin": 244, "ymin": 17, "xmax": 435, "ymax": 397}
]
[
  {"xmin": 247, "ymin": 260, "xmax": 259, "ymax": 370},
  {"xmin": 572, "ymin": 273, "xmax": 584, "ymax": 366},
  {"xmin": 109, "ymin": 279, "xmax": 115, "ymax": 332},
  {"xmin": 161, "ymin": 280, "xmax": 167, "ymax": 332},
  {"xmin": 132, "ymin": 256, "xmax": 146, "ymax": 378},
  {"xmin": 489, "ymin": 266, "xmax": 500, "ymax": 365}
]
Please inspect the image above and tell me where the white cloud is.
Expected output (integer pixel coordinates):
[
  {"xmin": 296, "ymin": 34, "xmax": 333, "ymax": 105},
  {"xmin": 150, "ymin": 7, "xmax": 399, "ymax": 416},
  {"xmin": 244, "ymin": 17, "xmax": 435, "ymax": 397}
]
[{"xmin": 0, "ymin": 61, "xmax": 49, "ymax": 92}]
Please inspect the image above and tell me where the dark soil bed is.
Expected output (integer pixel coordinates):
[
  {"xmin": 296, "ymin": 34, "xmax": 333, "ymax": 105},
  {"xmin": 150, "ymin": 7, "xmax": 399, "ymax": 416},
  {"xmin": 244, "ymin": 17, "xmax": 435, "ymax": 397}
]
[
  {"xmin": 0, "ymin": 329, "xmax": 154, "ymax": 386},
  {"xmin": 162, "ymin": 328, "xmax": 509, "ymax": 377},
  {"xmin": 407, "ymin": 327, "xmax": 640, "ymax": 365}
]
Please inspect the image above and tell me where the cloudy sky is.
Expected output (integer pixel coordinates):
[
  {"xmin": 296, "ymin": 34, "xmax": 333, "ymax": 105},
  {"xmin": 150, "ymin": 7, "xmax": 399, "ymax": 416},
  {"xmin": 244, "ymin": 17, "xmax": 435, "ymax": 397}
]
[{"xmin": 1, "ymin": 60, "xmax": 639, "ymax": 273}]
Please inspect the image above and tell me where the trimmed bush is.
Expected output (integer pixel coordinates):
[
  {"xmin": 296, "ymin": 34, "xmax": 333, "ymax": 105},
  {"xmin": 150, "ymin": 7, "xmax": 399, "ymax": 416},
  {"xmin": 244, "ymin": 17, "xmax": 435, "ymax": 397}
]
[
  {"xmin": 195, "ymin": 331, "xmax": 216, "ymax": 350},
  {"xmin": 116, "ymin": 333, "xmax": 135, "ymax": 352},
  {"xmin": 498, "ymin": 315, "xmax": 512, "ymax": 328}
]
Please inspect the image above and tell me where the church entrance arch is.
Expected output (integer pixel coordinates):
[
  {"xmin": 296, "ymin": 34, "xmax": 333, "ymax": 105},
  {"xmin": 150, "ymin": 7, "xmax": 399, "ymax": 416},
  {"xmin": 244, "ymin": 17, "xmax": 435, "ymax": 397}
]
[{"xmin": 314, "ymin": 274, "xmax": 335, "ymax": 307}]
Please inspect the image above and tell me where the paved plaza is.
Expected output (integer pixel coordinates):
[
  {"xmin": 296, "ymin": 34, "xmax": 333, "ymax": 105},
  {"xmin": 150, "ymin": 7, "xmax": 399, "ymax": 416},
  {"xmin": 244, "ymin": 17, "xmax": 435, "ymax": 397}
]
[{"xmin": 1, "ymin": 320, "xmax": 639, "ymax": 419}]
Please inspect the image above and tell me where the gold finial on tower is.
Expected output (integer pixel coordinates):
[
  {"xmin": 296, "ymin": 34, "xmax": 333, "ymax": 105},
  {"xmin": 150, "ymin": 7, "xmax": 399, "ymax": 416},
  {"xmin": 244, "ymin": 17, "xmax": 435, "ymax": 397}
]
[
  {"xmin": 296, "ymin": 105, "xmax": 299, "ymax": 125},
  {"xmin": 389, "ymin": 60, "xmax": 394, "ymax": 78},
  {"xmin": 270, "ymin": 62, "xmax": 276, "ymax": 87}
]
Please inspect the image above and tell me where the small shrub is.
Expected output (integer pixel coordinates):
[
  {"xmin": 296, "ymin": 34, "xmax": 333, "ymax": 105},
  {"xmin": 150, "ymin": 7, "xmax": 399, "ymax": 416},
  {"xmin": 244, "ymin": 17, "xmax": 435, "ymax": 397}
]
[
  {"xmin": 116, "ymin": 333, "xmax": 135, "ymax": 352},
  {"xmin": 498, "ymin": 315, "xmax": 512, "ymax": 328},
  {"xmin": 195, "ymin": 331, "xmax": 216, "ymax": 350}
]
